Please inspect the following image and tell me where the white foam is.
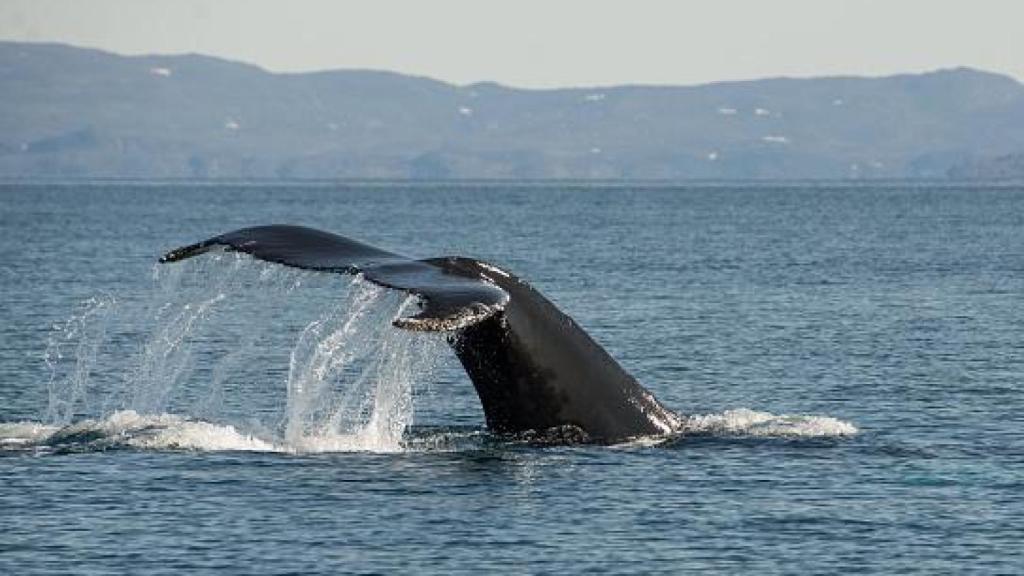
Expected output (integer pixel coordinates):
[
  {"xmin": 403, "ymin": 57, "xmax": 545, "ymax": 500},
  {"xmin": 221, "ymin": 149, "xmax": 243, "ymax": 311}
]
[
  {"xmin": 1, "ymin": 408, "xmax": 460, "ymax": 454},
  {"xmin": 285, "ymin": 431, "xmax": 405, "ymax": 454},
  {"xmin": 0, "ymin": 422, "xmax": 59, "ymax": 446},
  {"xmin": 0, "ymin": 411, "xmax": 273, "ymax": 452},
  {"xmin": 118, "ymin": 413, "xmax": 278, "ymax": 452},
  {"xmin": 48, "ymin": 410, "xmax": 273, "ymax": 451},
  {"xmin": 2, "ymin": 406, "xmax": 857, "ymax": 453},
  {"xmin": 682, "ymin": 408, "xmax": 857, "ymax": 437}
]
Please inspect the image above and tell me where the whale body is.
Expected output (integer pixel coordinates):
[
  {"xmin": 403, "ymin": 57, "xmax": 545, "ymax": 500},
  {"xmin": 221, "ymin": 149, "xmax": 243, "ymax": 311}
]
[{"xmin": 161, "ymin": 225, "xmax": 681, "ymax": 443}]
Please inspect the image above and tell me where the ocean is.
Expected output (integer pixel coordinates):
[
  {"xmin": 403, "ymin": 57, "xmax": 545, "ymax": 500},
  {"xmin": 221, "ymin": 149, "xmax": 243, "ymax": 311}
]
[{"xmin": 1, "ymin": 182, "xmax": 1021, "ymax": 574}]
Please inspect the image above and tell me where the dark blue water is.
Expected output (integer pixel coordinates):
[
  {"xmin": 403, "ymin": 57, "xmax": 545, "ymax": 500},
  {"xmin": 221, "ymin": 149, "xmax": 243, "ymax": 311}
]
[{"xmin": 1, "ymin": 182, "xmax": 1021, "ymax": 574}]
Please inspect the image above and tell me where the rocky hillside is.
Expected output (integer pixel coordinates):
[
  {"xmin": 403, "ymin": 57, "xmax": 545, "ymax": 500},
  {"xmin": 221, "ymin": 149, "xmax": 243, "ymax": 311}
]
[{"xmin": 3, "ymin": 42, "xmax": 1024, "ymax": 179}]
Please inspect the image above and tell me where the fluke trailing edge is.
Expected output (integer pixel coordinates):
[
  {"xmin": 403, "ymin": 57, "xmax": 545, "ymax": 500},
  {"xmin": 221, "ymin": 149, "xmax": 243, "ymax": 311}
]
[{"xmin": 161, "ymin": 225, "xmax": 681, "ymax": 443}]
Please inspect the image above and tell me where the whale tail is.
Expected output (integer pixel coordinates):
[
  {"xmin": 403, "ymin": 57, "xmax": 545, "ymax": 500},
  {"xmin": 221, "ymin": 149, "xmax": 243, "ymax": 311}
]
[
  {"xmin": 161, "ymin": 225, "xmax": 679, "ymax": 442},
  {"xmin": 160, "ymin": 225, "xmax": 509, "ymax": 332}
]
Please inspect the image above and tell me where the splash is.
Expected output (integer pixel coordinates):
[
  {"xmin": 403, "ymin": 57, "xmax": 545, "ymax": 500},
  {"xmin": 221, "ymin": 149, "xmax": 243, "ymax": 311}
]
[
  {"xmin": 0, "ymin": 411, "xmax": 274, "ymax": 452},
  {"xmin": 12, "ymin": 252, "xmax": 859, "ymax": 455},
  {"xmin": 0, "ymin": 410, "xmax": 485, "ymax": 454},
  {"xmin": 49, "ymin": 410, "xmax": 277, "ymax": 452},
  {"xmin": 0, "ymin": 421, "xmax": 59, "ymax": 447},
  {"xmin": 682, "ymin": 408, "xmax": 858, "ymax": 437},
  {"xmin": 44, "ymin": 293, "xmax": 117, "ymax": 424},
  {"xmin": 30, "ymin": 254, "xmax": 448, "ymax": 453},
  {"xmin": 283, "ymin": 278, "xmax": 445, "ymax": 452}
]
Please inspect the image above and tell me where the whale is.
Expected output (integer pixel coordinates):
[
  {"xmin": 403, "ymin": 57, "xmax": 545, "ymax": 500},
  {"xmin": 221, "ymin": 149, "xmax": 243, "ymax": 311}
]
[{"xmin": 161, "ymin": 225, "xmax": 682, "ymax": 443}]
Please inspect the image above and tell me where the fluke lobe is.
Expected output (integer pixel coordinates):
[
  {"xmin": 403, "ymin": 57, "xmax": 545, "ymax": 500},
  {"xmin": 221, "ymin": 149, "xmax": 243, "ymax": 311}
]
[{"xmin": 161, "ymin": 225, "xmax": 681, "ymax": 443}]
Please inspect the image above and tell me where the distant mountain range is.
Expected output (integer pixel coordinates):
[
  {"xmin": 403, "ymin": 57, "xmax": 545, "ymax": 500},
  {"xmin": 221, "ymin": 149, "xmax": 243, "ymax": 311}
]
[{"xmin": 2, "ymin": 41, "xmax": 1024, "ymax": 180}]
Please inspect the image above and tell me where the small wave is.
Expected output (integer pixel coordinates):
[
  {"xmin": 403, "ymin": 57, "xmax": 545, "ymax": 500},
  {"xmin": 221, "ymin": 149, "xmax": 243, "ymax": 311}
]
[
  {"xmin": 117, "ymin": 413, "xmax": 279, "ymax": 452},
  {"xmin": 22, "ymin": 411, "xmax": 278, "ymax": 452},
  {"xmin": 0, "ymin": 421, "xmax": 60, "ymax": 447},
  {"xmin": 0, "ymin": 411, "xmax": 464, "ymax": 454},
  {"xmin": 681, "ymin": 408, "xmax": 858, "ymax": 437},
  {"xmin": 1, "ymin": 408, "xmax": 857, "ymax": 455}
]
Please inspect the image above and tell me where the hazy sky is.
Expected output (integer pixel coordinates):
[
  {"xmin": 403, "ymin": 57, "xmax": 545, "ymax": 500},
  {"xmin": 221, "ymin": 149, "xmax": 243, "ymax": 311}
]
[{"xmin": 2, "ymin": 0, "xmax": 1021, "ymax": 88}]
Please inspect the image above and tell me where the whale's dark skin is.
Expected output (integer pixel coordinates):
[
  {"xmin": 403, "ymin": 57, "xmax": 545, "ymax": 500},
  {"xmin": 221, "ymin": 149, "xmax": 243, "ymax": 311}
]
[{"xmin": 161, "ymin": 225, "xmax": 681, "ymax": 443}]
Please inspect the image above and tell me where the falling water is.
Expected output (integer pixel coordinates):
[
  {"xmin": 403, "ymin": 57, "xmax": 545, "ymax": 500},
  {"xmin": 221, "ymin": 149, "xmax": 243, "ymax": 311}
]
[
  {"xmin": 30, "ymin": 252, "xmax": 856, "ymax": 454},
  {"xmin": 38, "ymin": 253, "xmax": 447, "ymax": 452},
  {"xmin": 44, "ymin": 293, "xmax": 117, "ymax": 424},
  {"xmin": 283, "ymin": 277, "xmax": 445, "ymax": 452}
]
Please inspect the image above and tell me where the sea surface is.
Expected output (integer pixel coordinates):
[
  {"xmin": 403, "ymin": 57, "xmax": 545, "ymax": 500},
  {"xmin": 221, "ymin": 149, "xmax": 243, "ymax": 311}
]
[{"xmin": 1, "ymin": 182, "xmax": 1021, "ymax": 574}]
